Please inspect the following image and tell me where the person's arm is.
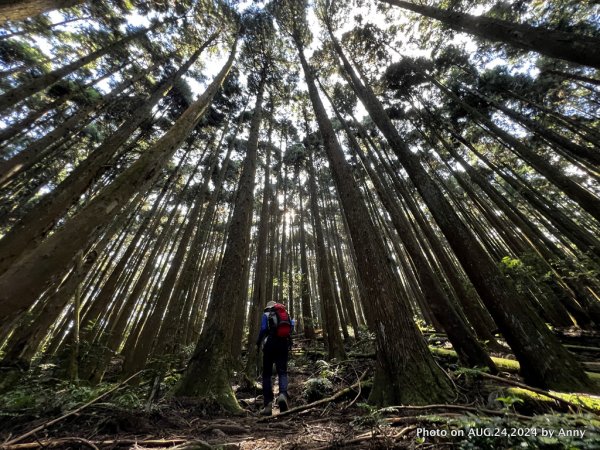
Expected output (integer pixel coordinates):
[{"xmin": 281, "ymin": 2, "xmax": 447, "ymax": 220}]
[
  {"xmin": 288, "ymin": 318, "xmax": 295, "ymax": 350},
  {"xmin": 256, "ymin": 314, "xmax": 268, "ymax": 346}
]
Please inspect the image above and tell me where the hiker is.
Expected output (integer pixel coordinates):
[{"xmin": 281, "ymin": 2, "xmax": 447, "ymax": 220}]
[{"xmin": 257, "ymin": 300, "xmax": 293, "ymax": 416}]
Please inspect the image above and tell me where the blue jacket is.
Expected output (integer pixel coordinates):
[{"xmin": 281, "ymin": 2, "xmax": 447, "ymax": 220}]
[{"xmin": 257, "ymin": 312, "xmax": 295, "ymax": 345}]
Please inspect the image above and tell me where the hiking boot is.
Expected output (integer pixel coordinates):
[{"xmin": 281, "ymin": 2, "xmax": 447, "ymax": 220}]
[
  {"xmin": 260, "ymin": 402, "xmax": 272, "ymax": 416},
  {"xmin": 277, "ymin": 393, "xmax": 289, "ymax": 412}
]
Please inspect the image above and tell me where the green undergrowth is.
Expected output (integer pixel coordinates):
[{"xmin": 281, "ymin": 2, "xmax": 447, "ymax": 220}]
[
  {"xmin": 303, "ymin": 359, "xmax": 336, "ymax": 402},
  {"xmin": 0, "ymin": 371, "xmax": 151, "ymax": 422}
]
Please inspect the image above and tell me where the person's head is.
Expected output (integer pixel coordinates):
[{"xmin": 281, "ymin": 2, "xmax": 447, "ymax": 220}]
[{"xmin": 265, "ymin": 301, "xmax": 276, "ymax": 310}]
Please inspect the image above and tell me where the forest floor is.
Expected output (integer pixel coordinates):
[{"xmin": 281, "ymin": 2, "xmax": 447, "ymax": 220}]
[{"xmin": 2, "ymin": 330, "xmax": 600, "ymax": 449}]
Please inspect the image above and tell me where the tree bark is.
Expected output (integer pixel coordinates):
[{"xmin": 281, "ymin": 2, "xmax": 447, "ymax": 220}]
[
  {"xmin": 0, "ymin": 25, "xmax": 154, "ymax": 114},
  {"xmin": 306, "ymin": 150, "xmax": 346, "ymax": 359},
  {"xmin": 0, "ymin": 69, "xmax": 147, "ymax": 188},
  {"xmin": 433, "ymin": 78, "xmax": 600, "ymax": 222},
  {"xmin": 244, "ymin": 121, "xmax": 273, "ymax": 378},
  {"xmin": 296, "ymin": 164, "xmax": 316, "ymax": 340},
  {"xmin": 339, "ymin": 115, "xmax": 495, "ymax": 370}
]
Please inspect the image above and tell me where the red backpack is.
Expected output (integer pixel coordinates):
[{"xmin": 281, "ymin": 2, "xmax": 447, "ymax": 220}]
[{"xmin": 267, "ymin": 303, "xmax": 292, "ymax": 338}]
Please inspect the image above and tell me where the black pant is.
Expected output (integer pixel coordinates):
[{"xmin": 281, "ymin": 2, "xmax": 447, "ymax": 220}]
[{"xmin": 262, "ymin": 336, "xmax": 289, "ymax": 404}]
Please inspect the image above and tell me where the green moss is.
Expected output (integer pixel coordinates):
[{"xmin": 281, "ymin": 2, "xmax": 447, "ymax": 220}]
[
  {"xmin": 430, "ymin": 346, "xmax": 519, "ymax": 372},
  {"xmin": 490, "ymin": 356, "xmax": 520, "ymax": 372},
  {"xmin": 588, "ymin": 372, "xmax": 600, "ymax": 383},
  {"xmin": 507, "ymin": 387, "xmax": 600, "ymax": 413}
]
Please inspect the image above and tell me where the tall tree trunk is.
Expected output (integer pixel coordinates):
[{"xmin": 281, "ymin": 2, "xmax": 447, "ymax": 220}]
[
  {"xmin": 328, "ymin": 213, "xmax": 360, "ymax": 339},
  {"xmin": 355, "ymin": 115, "xmax": 500, "ymax": 344},
  {"xmin": 278, "ymin": 166, "xmax": 289, "ymax": 304},
  {"xmin": 339, "ymin": 115, "xmax": 495, "ymax": 370},
  {"xmin": 244, "ymin": 121, "xmax": 273, "ymax": 378},
  {"xmin": 306, "ymin": 151, "xmax": 346, "ymax": 359},
  {"xmin": 297, "ymin": 164, "xmax": 315, "ymax": 340},
  {"xmin": 0, "ymin": 65, "xmax": 121, "ymax": 145},
  {"xmin": 416, "ymin": 105, "xmax": 597, "ymax": 325},
  {"xmin": 543, "ymin": 69, "xmax": 600, "ymax": 86},
  {"xmin": 473, "ymin": 89, "xmax": 600, "ymax": 168},
  {"xmin": 0, "ymin": 25, "xmax": 156, "ymax": 114},
  {"xmin": 68, "ymin": 250, "xmax": 84, "ymax": 381},
  {"xmin": 150, "ymin": 138, "xmax": 224, "ymax": 369},
  {"xmin": 380, "ymin": 0, "xmax": 600, "ymax": 69},
  {"xmin": 450, "ymin": 126, "xmax": 600, "ymax": 259},
  {"xmin": 0, "ymin": 69, "xmax": 147, "ymax": 188},
  {"xmin": 433, "ymin": 78, "xmax": 600, "ymax": 222},
  {"xmin": 178, "ymin": 132, "xmax": 237, "ymax": 349},
  {"xmin": 78, "ymin": 147, "xmax": 193, "ymax": 364}
]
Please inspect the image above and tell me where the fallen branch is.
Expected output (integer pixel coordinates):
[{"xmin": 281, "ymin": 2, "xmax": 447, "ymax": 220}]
[
  {"xmin": 0, "ymin": 438, "xmax": 186, "ymax": 450},
  {"xmin": 1, "ymin": 371, "xmax": 145, "ymax": 447},
  {"xmin": 257, "ymin": 370, "xmax": 368, "ymax": 422},
  {"xmin": 379, "ymin": 403, "xmax": 531, "ymax": 420},
  {"xmin": 475, "ymin": 371, "xmax": 600, "ymax": 415}
]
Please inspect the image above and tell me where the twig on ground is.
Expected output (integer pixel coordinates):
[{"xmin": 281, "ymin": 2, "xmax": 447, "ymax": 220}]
[
  {"xmin": 344, "ymin": 365, "xmax": 362, "ymax": 410},
  {"xmin": 71, "ymin": 438, "xmax": 99, "ymax": 450},
  {"xmin": 1, "ymin": 370, "xmax": 146, "ymax": 447}
]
